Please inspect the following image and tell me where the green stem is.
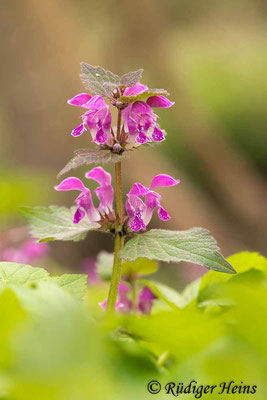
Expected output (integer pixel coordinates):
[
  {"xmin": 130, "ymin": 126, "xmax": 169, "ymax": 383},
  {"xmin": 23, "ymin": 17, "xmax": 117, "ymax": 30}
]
[
  {"xmin": 106, "ymin": 233, "xmax": 124, "ymax": 314},
  {"xmin": 106, "ymin": 108, "xmax": 125, "ymax": 314}
]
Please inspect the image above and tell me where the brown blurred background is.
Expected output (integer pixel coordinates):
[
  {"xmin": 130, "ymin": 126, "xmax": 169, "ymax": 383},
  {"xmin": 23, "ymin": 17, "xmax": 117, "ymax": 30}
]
[{"xmin": 0, "ymin": 0, "xmax": 266, "ymax": 283}]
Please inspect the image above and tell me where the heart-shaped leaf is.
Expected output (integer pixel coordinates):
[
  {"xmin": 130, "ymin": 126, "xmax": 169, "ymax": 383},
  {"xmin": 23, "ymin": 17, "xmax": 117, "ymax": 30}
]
[
  {"xmin": 80, "ymin": 63, "xmax": 120, "ymax": 98},
  {"xmin": 20, "ymin": 206, "xmax": 96, "ymax": 242},
  {"xmin": 120, "ymin": 228, "xmax": 235, "ymax": 274}
]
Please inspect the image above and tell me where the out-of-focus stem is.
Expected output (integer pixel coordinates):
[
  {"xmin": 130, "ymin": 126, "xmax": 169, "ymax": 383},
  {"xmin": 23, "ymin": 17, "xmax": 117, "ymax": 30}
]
[{"xmin": 106, "ymin": 233, "xmax": 124, "ymax": 314}]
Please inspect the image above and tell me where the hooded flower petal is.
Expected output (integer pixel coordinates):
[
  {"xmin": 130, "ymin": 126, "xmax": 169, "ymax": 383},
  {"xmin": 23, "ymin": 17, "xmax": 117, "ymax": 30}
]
[
  {"xmin": 67, "ymin": 93, "xmax": 92, "ymax": 107},
  {"xmin": 123, "ymin": 83, "xmax": 148, "ymax": 97},
  {"xmin": 86, "ymin": 167, "xmax": 114, "ymax": 213},
  {"xmin": 85, "ymin": 167, "xmax": 111, "ymax": 186},
  {"xmin": 55, "ymin": 177, "xmax": 87, "ymax": 192},
  {"xmin": 150, "ymin": 174, "xmax": 180, "ymax": 190},
  {"xmin": 128, "ymin": 183, "xmax": 151, "ymax": 196},
  {"xmin": 146, "ymin": 95, "xmax": 174, "ymax": 108}
]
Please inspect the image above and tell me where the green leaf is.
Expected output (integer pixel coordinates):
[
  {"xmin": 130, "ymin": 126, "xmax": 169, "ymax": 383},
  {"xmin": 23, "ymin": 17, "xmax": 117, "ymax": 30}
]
[
  {"xmin": 21, "ymin": 206, "xmax": 95, "ymax": 242},
  {"xmin": 121, "ymin": 258, "xmax": 158, "ymax": 278},
  {"xmin": 139, "ymin": 279, "xmax": 186, "ymax": 309},
  {"xmin": 180, "ymin": 278, "xmax": 201, "ymax": 306},
  {"xmin": 57, "ymin": 149, "xmax": 126, "ymax": 178},
  {"xmin": 80, "ymin": 63, "xmax": 120, "ymax": 98},
  {"xmin": 200, "ymin": 251, "xmax": 267, "ymax": 291},
  {"xmin": 120, "ymin": 88, "xmax": 169, "ymax": 103},
  {"xmin": 52, "ymin": 274, "xmax": 88, "ymax": 301},
  {"xmin": 0, "ymin": 262, "xmax": 49, "ymax": 287},
  {"xmin": 97, "ymin": 251, "xmax": 114, "ymax": 281},
  {"xmin": 120, "ymin": 69, "xmax": 143, "ymax": 87},
  {"xmin": 120, "ymin": 228, "xmax": 235, "ymax": 274}
]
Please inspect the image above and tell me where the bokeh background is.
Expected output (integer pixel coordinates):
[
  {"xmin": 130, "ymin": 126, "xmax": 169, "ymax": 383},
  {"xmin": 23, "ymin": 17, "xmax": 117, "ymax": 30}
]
[{"xmin": 0, "ymin": 0, "xmax": 266, "ymax": 285}]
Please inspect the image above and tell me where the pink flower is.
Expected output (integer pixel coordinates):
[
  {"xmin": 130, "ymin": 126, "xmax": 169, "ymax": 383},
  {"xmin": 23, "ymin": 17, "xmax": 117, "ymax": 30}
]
[
  {"xmin": 122, "ymin": 83, "xmax": 174, "ymax": 144},
  {"xmin": 99, "ymin": 283, "xmax": 156, "ymax": 314},
  {"xmin": 81, "ymin": 257, "xmax": 101, "ymax": 285},
  {"xmin": 1, "ymin": 240, "xmax": 49, "ymax": 264},
  {"xmin": 99, "ymin": 282, "xmax": 132, "ymax": 312},
  {"xmin": 55, "ymin": 167, "xmax": 114, "ymax": 226},
  {"xmin": 138, "ymin": 287, "xmax": 157, "ymax": 314},
  {"xmin": 126, "ymin": 174, "xmax": 180, "ymax": 232},
  {"xmin": 68, "ymin": 94, "xmax": 112, "ymax": 145}
]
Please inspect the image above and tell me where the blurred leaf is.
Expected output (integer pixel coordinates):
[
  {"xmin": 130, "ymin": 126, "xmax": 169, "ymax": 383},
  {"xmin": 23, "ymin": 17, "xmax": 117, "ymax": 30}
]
[
  {"xmin": 121, "ymin": 258, "xmax": 158, "ymax": 278},
  {"xmin": 58, "ymin": 148, "xmax": 126, "ymax": 178},
  {"xmin": 0, "ymin": 288, "xmax": 26, "ymax": 368},
  {"xmin": 139, "ymin": 279, "xmax": 185, "ymax": 309},
  {"xmin": 0, "ymin": 262, "xmax": 88, "ymax": 302},
  {"xmin": 80, "ymin": 63, "xmax": 120, "ymax": 98},
  {"xmin": 0, "ymin": 262, "xmax": 49, "ymax": 287},
  {"xmin": 21, "ymin": 206, "xmax": 94, "ymax": 242},
  {"xmin": 120, "ymin": 69, "xmax": 143, "ymax": 87},
  {"xmin": 52, "ymin": 274, "xmax": 88, "ymax": 301},
  {"xmin": 180, "ymin": 278, "xmax": 201, "ymax": 307},
  {"xmin": 121, "ymin": 229, "xmax": 235, "ymax": 274},
  {"xmin": 124, "ymin": 309, "xmax": 222, "ymax": 362},
  {"xmin": 97, "ymin": 251, "xmax": 114, "ymax": 281}
]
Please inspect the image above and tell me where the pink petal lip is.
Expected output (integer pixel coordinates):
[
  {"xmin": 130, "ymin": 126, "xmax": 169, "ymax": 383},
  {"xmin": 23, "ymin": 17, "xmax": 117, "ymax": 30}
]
[
  {"xmin": 128, "ymin": 183, "xmax": 151, "ymax": 196},
  {"xmin": 146, "ymin": 95, "xmax": 175, "ymax": 108},
  {"xmin": 67, "ymin": 93, "xmax": 92, "ymax": 107},
  {"xmin": 150, "ymin": 174, "xmax": 180, "ymax": 189},
  {"xmin": 85, "ymin": 167, "xmax": 112, "ymax": 186},
  {"xmin": 123, "ymin": 83, "xmax": 148, "ymax": 97},
  {"xmin": 54, "ymin": 177, "xmax": 87, "ymax": 192}
]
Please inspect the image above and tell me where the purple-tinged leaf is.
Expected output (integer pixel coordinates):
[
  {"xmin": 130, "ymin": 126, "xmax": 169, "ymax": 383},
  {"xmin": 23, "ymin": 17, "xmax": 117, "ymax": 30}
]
[
  {"xmin": 120, "ymin": 69, "xmax": 144, "ymax": 87},
  {"xmin": 80, "ymin": 63, "xmax": 120, "ymax": 99},
  {"xmin": 57, "ymin": 149, "xmax": 126, "ymax": 178}
]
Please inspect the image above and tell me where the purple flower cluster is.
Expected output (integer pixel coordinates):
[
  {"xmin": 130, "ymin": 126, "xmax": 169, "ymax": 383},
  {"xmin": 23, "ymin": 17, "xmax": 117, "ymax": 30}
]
[
  {"xmin": 56, "ymin": 168, "xmax": 179, "ymax": 232},
  {"xmin": 68, "ymin": 81, "xmax": 174, "ymax": 147}
]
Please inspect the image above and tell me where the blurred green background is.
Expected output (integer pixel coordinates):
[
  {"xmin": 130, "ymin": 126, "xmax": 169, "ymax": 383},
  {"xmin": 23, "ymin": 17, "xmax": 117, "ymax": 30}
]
[{"xmin": 0, "ymin": 0, "xmax": 266, "ymax": 283}]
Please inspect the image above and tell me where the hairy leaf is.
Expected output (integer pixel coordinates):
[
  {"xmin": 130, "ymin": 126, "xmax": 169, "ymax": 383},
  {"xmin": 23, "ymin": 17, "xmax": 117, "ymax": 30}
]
[
  {"xmin": 120, "ymin": 69, "xmax": 143, "ymax": 87},
  {"xmin": 58, "ymin": 149, "xmax": 125, "ymax": 178},
  {"xmin": 21, "ymin": 206, "xmax": 95, "ymax": 242},
  {"xmin": 80, "ymin": 63, "xmax": 120, "ymax": 98},
  {"xmin": 0, "ymin": 262, "xmax": 49, "ymax": 287},
  {"xmin": 52, "ymin": 274, "xmax": 88, "ymax": 301},
  {"xmin": 120, "ymin": 228, "xmax": 235, "ymax": 274}
]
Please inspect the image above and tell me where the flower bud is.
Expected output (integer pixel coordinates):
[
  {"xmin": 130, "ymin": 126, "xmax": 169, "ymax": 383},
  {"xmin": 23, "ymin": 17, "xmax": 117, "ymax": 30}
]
[
  {"xmin": 113, "ymin": 143, "xmax": 122, "ymax": 153},
  {"xmin": 112, "ymin": 88, "xmax": 120, "ymax": 98}
]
